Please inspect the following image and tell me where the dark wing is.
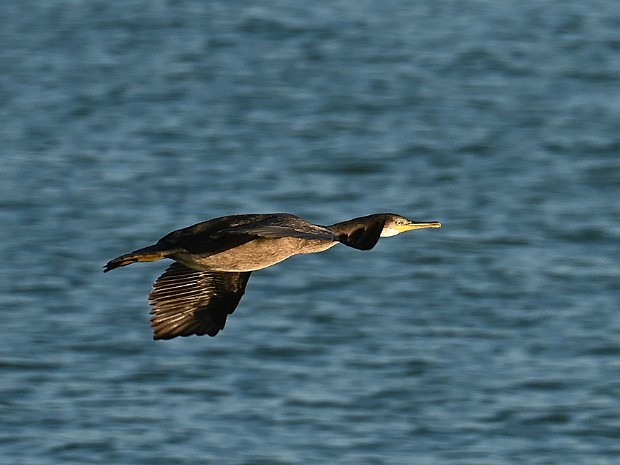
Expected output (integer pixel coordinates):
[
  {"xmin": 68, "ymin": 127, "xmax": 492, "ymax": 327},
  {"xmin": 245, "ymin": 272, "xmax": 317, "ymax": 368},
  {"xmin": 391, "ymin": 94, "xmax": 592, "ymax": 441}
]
[
  {"xmin": 328, "ymin": 215, "xmax": 386, "ymax": 250},
  {"xmin": 210, "ymin": 213, "xmax": 333, "ymax": 241},
  {"xmin": 156, "ymin": 213, "xmax": 334, "ymax": 255},
  {"xmin": 156, "ymin": 215, "xmax": 265, "ymax": 255},
  {"xmin": 216, "ymin": 224, "xmax": 335, "ymax": 241},
  {"xmin": 148, "ymin": 263, "xmax": 251, "ymax": 340}
]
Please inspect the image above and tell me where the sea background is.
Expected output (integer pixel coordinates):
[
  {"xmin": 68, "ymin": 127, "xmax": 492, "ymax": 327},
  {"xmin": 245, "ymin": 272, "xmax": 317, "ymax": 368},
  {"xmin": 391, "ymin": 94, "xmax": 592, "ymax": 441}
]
[{"xmin": 1, "ymin": 1, "xmax": 619, "ymax": 464}]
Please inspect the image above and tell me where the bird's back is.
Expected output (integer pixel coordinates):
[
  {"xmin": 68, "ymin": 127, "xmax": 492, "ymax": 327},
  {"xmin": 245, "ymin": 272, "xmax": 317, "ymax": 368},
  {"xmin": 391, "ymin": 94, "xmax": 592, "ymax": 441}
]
[{"xmin": 161, "ymin": 213, "xmax": 337, "ymax": 272}]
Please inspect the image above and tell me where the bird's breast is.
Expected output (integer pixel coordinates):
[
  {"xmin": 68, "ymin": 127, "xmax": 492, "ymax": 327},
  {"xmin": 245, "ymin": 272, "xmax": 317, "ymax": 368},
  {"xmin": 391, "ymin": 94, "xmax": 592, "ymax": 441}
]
[{"xmin": 173, "ymin": 237, "xmax": 337, "ymax": 272}]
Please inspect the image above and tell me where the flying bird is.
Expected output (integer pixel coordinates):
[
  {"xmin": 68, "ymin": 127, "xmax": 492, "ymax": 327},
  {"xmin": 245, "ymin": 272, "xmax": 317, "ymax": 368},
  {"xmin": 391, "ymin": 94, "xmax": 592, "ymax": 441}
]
[{"xmin": 104, "ymin": 213, "xmax": 441, "ymax": 340}]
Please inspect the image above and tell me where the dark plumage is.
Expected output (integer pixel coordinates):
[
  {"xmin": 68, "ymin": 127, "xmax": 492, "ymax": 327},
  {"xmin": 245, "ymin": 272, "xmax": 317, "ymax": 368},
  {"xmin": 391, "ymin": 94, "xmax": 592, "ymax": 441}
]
[{"xmin": 104, "ymin": 213, "xmax": 441, "ymax": 340}]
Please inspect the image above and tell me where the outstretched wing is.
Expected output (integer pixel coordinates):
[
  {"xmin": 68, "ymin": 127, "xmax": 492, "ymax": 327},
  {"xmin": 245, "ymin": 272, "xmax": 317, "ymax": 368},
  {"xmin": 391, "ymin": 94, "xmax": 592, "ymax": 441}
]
[
  {"xmin": 209, "ymin": 213, "xmax": 334, "ymax": 241},
  {"xmin": 216, "ymin": 224, "xmax": 335, "ymax": 241},
  {"xmin": 148, "ymin": 263, "xmax": 251, "ymax": 339},
  {"xmin": 156, "ymin": 213, "xmax": 334, "ymax": 255}
]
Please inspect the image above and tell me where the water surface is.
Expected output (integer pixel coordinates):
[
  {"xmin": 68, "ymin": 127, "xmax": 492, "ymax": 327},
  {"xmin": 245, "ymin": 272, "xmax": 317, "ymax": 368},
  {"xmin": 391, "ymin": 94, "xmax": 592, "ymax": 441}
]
[{"xmin": 1, "ymin": 1, "xmax": 619, "ymax": 464}]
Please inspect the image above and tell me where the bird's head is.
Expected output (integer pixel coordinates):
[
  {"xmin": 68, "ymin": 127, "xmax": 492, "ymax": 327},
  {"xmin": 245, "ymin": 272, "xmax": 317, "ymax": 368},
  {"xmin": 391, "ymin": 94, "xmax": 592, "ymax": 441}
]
[{"xmin": 379, "ymin": 214, "xmax": 442, "ymax": 237}]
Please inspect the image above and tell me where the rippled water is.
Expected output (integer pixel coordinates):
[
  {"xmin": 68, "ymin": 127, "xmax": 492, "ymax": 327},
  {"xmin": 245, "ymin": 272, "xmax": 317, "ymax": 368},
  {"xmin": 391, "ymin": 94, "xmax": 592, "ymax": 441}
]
[{"xmin": 1, "ymin": 1, "xmax": 619, "ymax": 464}]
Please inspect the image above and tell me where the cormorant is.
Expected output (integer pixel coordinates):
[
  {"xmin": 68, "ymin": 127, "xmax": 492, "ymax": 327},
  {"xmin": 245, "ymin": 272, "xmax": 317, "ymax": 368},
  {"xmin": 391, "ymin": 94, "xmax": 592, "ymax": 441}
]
[{"xmin": 104, "ymin": 213, "xmax": 441, "ymax": 340}]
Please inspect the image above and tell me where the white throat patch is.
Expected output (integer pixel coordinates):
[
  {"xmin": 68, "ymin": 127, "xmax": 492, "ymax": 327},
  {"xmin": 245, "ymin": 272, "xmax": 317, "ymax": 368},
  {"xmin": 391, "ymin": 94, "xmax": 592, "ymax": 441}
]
[{"xmin": 380, "ymin": 227, "xmax": 400, "ymax": 237}]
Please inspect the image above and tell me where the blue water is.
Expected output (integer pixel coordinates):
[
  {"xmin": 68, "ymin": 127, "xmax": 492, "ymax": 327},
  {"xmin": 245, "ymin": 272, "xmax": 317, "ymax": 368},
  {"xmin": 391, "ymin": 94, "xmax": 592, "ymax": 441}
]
[{"xmin": 1, "ymin": 1, "xmax": 619, "ymax": 464}]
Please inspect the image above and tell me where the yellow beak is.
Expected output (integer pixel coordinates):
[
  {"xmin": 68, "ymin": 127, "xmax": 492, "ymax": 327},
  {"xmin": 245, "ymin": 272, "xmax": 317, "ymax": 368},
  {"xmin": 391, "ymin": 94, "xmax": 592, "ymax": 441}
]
[{"xmin": 398, "ymin": 220, "xmax": 442, "ymax": 232}]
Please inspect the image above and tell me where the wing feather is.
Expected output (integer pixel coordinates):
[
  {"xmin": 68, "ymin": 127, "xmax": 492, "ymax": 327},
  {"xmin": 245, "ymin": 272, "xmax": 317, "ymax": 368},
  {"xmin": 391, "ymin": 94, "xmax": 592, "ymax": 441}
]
[{"xmin": 148, "ymin": 263, "xmax": 251, "ymax": 339}]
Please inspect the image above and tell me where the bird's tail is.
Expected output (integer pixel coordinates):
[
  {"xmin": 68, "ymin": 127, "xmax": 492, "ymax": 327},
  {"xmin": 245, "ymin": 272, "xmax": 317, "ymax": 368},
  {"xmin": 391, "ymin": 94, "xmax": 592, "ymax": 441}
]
[{"xmin": 103, "ymin": 243, "xmax": 180, "ymax": 272}]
